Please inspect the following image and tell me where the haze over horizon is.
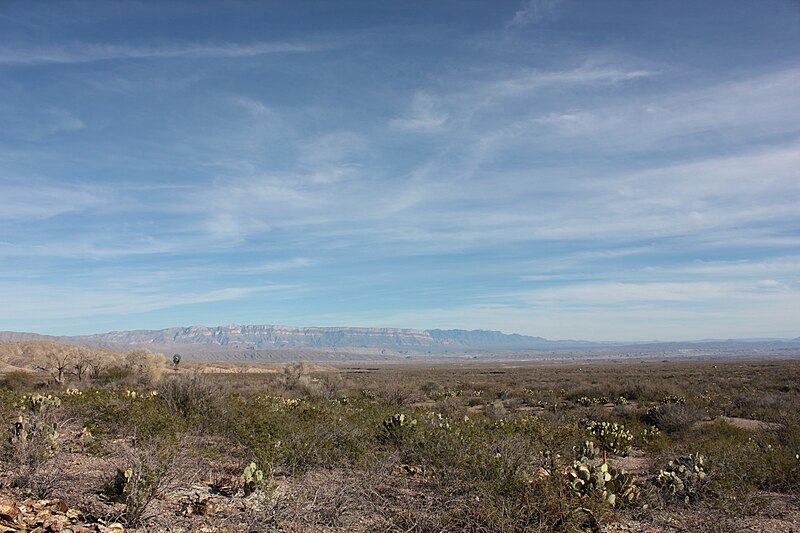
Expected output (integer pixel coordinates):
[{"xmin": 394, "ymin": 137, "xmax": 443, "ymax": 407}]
[{"xmin": 1, "ymin": 1, "xmax": 799, "ymax": 342}]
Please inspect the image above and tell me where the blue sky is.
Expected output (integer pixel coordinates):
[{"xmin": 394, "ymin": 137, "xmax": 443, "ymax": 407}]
[{"xmin": 1, "ymin": 0, "xmax": 799, "ymax": 341}]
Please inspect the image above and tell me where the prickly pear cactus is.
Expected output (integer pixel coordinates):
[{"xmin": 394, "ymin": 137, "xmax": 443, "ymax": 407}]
[
  {"xmin": 382, "ymin": 413, "xmax": 417, "ymax": 445},
  {"xmin": 8, "ymin": 393, "xmax": 60, "ymax": 454},
  {"xmin": 112, "ymin": 467, "xmax": 134, "ymax": 501},
  {"xmin": 566, "ymin": 458, "xmax": 639, "ymax": 507},
  {"xmin": 240, "ymin": 462, "xmax": 264, "ymax": 496},
  {"xmin": 641, "ymin": 425, "xmax": 661, "ymax": 442},
  {"xmin": 567, "ymin": 459, "xmax": 603, "ymax": 497},
  {"xmin": 585, "ymin": 420, "xmax": 633, "ymax": 457},
  {"xmin": 603, "ymin": 467, "xmax": 639, "ymax": 507},
  {"xmin": 655, "ymin": 453, "xmax": 706, "ymax": 503},
  {"xmin": 662, "ymin": 395, "xmax": 686, "ymax": 405},
  {"xmin": 573, "ymin": 440, "xmax": 599, "ymax": 460},
  {"xmin": 17, "ymin": 393, "xmax": 61, "ymax": 412}
]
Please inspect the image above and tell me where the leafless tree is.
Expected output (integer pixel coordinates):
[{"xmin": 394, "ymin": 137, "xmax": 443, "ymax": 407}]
[
  {"xmin": 71, "ymin": 348, "xmax": 93, "ymax": 381},
  {"xmin": 279, "ymin": 361, "xmax": 309, "ymax": 390},
  {"xmin": 87, "ymin": 350, "xmax": 106, "ymax": 380},
  {"xmin": 33, "ymin": 346, "xmax": 76, "ymax": 384}
]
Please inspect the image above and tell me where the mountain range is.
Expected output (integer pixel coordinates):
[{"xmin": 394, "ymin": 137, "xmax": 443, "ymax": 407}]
[
  {"xmin": 0, "ymin": 324, "xmax": 592, "ymax": 353},
  {"xmin": 0, "ymin": 324, "xmax": 797, "ymax": 362}
]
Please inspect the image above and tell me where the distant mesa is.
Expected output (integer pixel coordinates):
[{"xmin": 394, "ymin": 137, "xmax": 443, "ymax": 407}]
[
  {"xmin": 1, "ymin": 325, "xmax": 797, "ymax": 363},
  {"xmin": 0, "ymin": 323, "xmax": 585, "ymax": 354}
]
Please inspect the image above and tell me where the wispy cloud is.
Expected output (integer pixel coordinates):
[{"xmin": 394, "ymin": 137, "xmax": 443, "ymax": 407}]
[
  {"xmin": 507, "ymin": 0, "xmax": 562, "ymax": 27},
  {"xmin": 0, "ymin": 282, "xmax": 297, "ymax": 320},
  {"xmin": 518, "ymin": 281, "xmax": 796, "ymax": 305},
  {"xmin": 0, "ymin": 180, "xmax": 107, "ymax": 221},
  {"xmin": 0, "ymin": 41, "xmax": 317, "ymax": 65},
  {"xmin": 644, "ymin": 256, "xmax": 800, "ymax": 278},
  {"xmin": 526, "ymin": 67, "xmax": 800, "ymax": 151},
  {"xmin": 0, "ymin": 107, "xmax": 85, "ymax": 140},
  {"xmin": 231, "ymin": 96, "xmax": 271, "ymax": 116},
  {"xmin": 389, "ymin": 92, "xmax": 448, "ymax": 132},
  {"xmin": 488, "ymin": 65, "xmax": 655, "ymax": 96}
]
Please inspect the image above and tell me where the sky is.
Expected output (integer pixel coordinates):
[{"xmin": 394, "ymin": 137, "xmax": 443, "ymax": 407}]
[{"xmin": 1, "ymin": 0, "xmax": 799, "ymax": 341}]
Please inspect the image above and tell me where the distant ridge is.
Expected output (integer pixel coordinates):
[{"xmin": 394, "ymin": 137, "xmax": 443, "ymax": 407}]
[
  {"xmin": 0, "ymin": 323, "xmax": 590, "ymax": 353},
  {"xmin": 0, "ymin": 326, "xmax": 797, "ymax": 362}
]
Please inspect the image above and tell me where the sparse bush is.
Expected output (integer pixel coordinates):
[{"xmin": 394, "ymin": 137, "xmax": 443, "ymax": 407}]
[
  {"xmin": 277, "ymin": 361, "xmax": 311, "ymax": 392},
  {"xmin": 0, "ymin": 371, "xmax": 40, "ymax": 390},
  {"xmin": 106, "ymin": 443, "xmax": 175, "ymax": 527},
  {"xmin": 72, "ymin": 388, "xmax": 185, "ymax": 443},
  {"xmin": 376, "ymin": 385, "xmax": 413, "ymax": 406},
  {"xmin": 644, "ymin": 402, "xmax": 703, "ymax": 433},
  {"xmin": 125, "ymin": 349, "xmax": 167, "ymax": 386},
  {"xmin": 157, "ymin": 371, "xmax": 220, "ymax": 418},
  {"xmin": 3, "ymin": 393, "xmax": 62, "ymax": 495},
  {"xmin": 93, "ymin": 365, "xmax": 137, "ymax": 386},
  {"xmin": 318, "ymin": 372, "xmax": 344, "ymax": 399}
]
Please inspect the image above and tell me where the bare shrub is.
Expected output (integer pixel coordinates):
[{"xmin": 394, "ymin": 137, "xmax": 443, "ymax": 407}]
[
  {"xmin": 645, "ymin": 402, "xmax": 703, "ymax": 433},
  {"xmin": 157, "ymin": 371, "xmax": 221, "ymax": 418},
  {"xmin": 317, "ymin": 372, "xmax": 344, "ymax": 399},
  {"xmin": 420, "ymin": 380, "xmax": 441, "ymax": 398},
  {"xmin": 125, "ymin": 350, "xmax": 166, "ymax": 386},
  {"xmin": 277, "ymin": 361, "xmax": 312, "ymax": 393},
  {"xmin": 375, "ymin": 385, "xmax": 412, "ymax": 406},
  {"xmin": 0, "ymin": 371, "xmax": 40, "ymax": 390},
  {"xmin": 3, "ymin": 394, "xmax": 62, "ymax": 497},
  {"xmin": 106, "ymin": 442, "xmax": 176, "ymax": 528}
]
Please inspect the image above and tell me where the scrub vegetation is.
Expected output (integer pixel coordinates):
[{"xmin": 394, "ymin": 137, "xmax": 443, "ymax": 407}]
[{"xmin": 0, "ymin": 342, "xmax": 798, "ymax": 531}]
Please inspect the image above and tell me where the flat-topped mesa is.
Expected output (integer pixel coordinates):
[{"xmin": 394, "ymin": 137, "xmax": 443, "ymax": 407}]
[
  {"xmin": 1, "ymin": 323, "xmax": 584, "ymax": 353},
  {"xmin": 79, "ymin": 324, "xmax": 438, "ymax": 349}
]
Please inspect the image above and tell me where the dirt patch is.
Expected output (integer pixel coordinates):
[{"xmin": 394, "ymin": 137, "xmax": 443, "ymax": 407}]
[
  {"xmin": 694, "ymin": 416, "xmax": 784, "ymax": 431},
  {"xmin": 612, "ymin": 448, "xmax": 650, "ymax": 476},
  {"xmin": 609, "ymin": 493, "xmax": 800, "ymax": 532}
]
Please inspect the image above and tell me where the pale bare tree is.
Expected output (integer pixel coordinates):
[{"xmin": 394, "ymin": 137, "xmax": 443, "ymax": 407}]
[
  {"xmin": 278, "ymin": 361, "xmax": 311, "ymax": 391},
  {"xmin": 125, "ymin": 349, "xmax": 167, "ymax": 385},
  {"xmin": 71, "ymin": 347, "xmax": 93, "ymax": 381},
  {"xmin": 87, "ymin": 350, "xmax": 106, "ymax": 380},
  {"xmin": 32, "ymin": 345, "xmax": 76, "ymax": 384}
]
